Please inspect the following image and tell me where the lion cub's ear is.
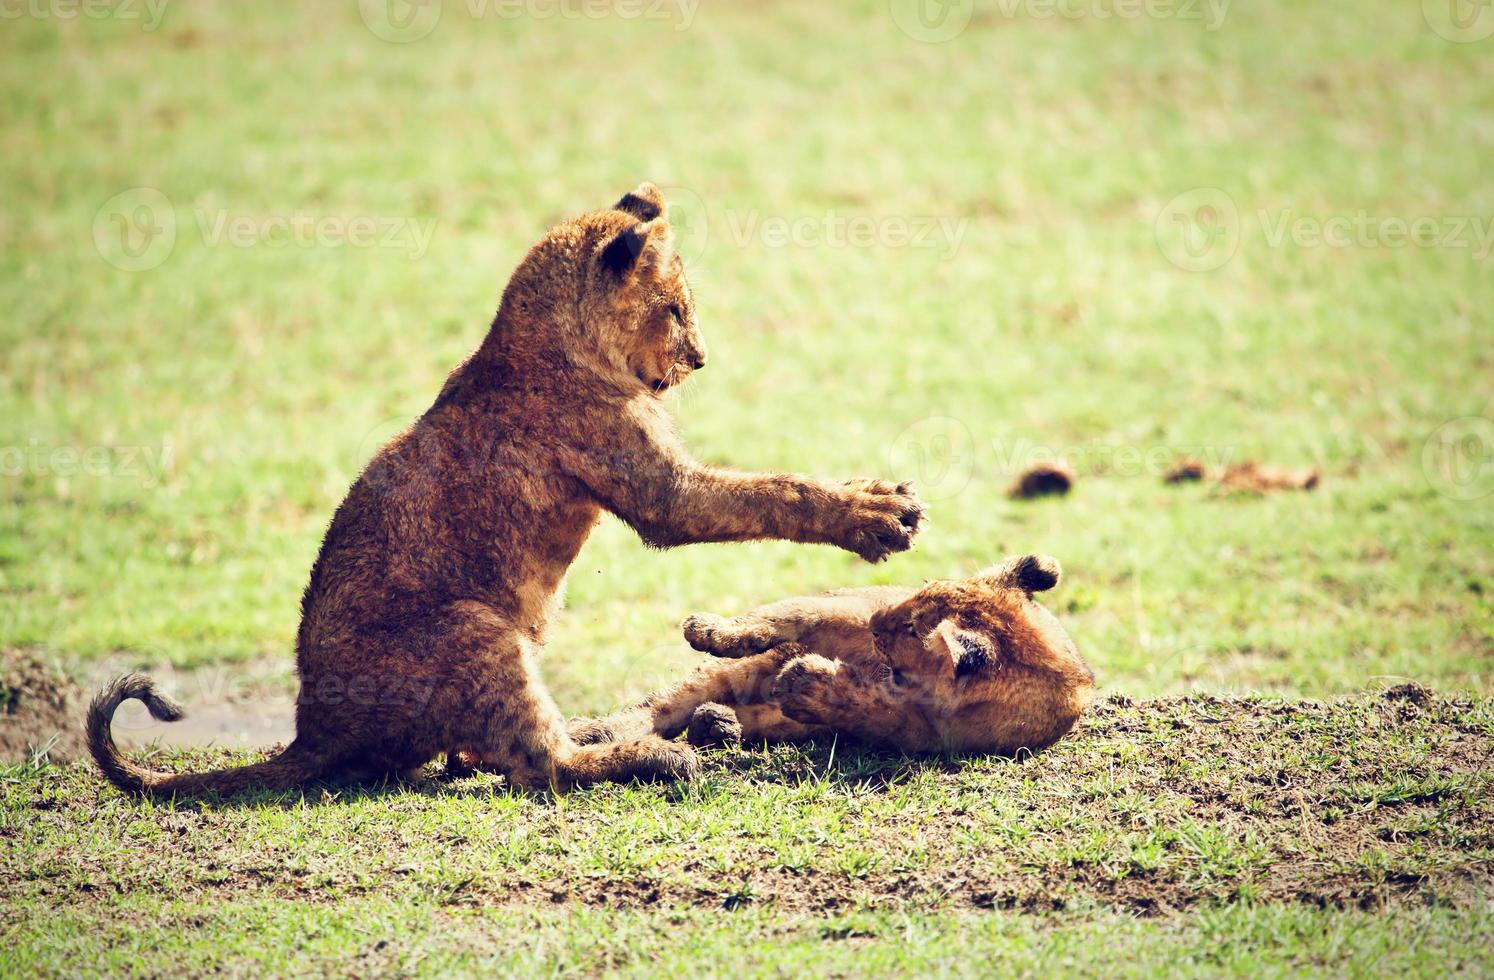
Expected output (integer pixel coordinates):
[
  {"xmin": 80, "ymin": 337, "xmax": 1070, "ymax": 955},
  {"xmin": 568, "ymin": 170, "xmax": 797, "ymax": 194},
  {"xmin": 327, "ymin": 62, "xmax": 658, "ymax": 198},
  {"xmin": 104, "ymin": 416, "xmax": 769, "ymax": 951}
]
[
  {"xmin": 613, "ymin": 182, "xmax": 667, "ymax": 222},
  {"xmin": 979, "ymin": 554, "xmax": 1062, "ymax": 595},
  {"xmin": 600, "ymin": 218, "xmax": 668, "ymax": 278},
  {"xmin": 929, "ymin": 619, "xmax": 998, "ymax": 679}
]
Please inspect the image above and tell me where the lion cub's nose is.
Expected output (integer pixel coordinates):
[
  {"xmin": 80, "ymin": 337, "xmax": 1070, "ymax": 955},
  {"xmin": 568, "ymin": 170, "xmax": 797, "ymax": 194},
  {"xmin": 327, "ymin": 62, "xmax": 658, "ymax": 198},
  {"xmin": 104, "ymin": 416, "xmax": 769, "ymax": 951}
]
[{"xmin": 689, "ymin": 351, "xmax": 707, "ymax": 370}]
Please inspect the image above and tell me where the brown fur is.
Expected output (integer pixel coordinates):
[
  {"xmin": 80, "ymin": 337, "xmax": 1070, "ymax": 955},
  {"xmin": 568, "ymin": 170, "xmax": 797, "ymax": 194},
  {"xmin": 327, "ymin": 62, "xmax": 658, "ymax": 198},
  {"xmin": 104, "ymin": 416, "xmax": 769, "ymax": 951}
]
[
  {"xmin": 86, "ymin": 184, "xmax": 925, "ymax": 796},
  {"xmin": 602, "ymin": 555, "xmax": 1094, "ymax": 756}
]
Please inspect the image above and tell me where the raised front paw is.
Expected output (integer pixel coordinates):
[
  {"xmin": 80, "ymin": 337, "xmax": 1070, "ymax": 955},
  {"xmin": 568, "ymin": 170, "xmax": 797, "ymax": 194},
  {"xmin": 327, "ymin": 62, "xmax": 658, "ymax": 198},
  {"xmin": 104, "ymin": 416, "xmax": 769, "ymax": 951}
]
[
  {"xmin": 682, "ymin": 613, "xmax": 778, "ymax": 658},
  {"xmin": 833, "ymin": 479, "xmax": 925, "ymax": 563}
]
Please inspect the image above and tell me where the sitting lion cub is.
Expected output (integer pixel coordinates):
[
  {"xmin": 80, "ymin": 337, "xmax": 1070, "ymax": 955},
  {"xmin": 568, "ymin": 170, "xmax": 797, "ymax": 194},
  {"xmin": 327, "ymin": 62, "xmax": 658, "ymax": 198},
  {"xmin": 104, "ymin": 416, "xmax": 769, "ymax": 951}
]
[{"xmin": 604, "ymin": 555, "xmax": 1094, "ymax": 756}]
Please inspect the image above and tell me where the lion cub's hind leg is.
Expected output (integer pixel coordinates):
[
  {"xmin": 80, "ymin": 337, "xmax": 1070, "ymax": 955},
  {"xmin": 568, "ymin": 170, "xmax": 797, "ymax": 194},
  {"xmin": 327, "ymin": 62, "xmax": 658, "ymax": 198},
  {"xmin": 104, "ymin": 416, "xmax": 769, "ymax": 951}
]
[
  {"xmin": 681, "ymin": 613, "xmax": 781, "ymax": 658},
  {"xmin": 436, "ymin": 601, "xmax": 699, "ymax": 790},
  {"xmin": 685, "ymin": 702, "xmax": 823, "ymax": 748}
]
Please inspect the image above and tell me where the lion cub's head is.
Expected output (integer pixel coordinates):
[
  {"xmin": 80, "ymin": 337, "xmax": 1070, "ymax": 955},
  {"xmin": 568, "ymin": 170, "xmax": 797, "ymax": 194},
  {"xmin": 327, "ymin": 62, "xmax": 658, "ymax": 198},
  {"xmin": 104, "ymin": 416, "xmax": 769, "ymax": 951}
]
[
  {"xmin": 505, "ymin": 182, "xmax": 706, "ymax": 396},
  {"xmin": 868, "ymin": 555, "xmax": 1094, "ymax": 753}
]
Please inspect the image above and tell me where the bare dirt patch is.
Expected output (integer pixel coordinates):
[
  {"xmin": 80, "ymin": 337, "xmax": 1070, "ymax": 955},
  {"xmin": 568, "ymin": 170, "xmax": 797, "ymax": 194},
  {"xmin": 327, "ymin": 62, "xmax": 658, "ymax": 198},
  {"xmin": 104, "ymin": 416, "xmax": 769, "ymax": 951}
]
[{"xmin": 1, "ymin": 650, "xmax": 84, "ymax": 763}]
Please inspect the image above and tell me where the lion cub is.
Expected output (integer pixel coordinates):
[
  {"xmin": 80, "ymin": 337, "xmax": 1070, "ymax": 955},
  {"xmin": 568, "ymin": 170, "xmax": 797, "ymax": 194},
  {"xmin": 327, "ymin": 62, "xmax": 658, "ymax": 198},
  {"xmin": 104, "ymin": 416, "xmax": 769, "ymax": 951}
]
[
  {"xmin": 603, "ymin": 556, "xmax": 1093, "ymax": 756},
  {"xmin": 87, "ymin": 183, "xmax": 924, "ymax": 796}
]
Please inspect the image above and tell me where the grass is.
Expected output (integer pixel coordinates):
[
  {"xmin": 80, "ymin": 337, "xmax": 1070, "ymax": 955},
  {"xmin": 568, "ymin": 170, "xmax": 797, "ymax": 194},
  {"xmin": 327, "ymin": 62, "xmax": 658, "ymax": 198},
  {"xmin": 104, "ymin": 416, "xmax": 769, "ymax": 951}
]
[
  {"xmin": 1, "ymin": 0, "xmax": 1491, "ymax": 974},
  {"xmin": 5, "ymin": 693, "xmax": 1493, "ymax": 975}
]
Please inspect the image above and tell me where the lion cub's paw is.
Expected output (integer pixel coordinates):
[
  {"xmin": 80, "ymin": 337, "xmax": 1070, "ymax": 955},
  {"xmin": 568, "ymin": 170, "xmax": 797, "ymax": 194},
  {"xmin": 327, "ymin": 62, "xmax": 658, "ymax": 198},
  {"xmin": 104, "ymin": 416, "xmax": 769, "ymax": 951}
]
[
  {"xmin": 567, "ymin": 717, "xmax": 620, "ymax": 746},
  {"xmin": 835, "ymin": 479, "xmax": 926, "ymax": 563},
  {"xmin": 682, "ymin": 613, "xmax": 777, "ymax": 658},
  {"xmin": 687, "ymin": 702, "xmax": 744, "ymax": 748},
  {"xmin": 773, "ymin": 654, "xmax": 842, "ymax": 725},
  {"xmin": 633, "ymin": 737, "xmax": 702, "ymax": 782},
  {"xmin": 442, "ymin": 750, "xmax": 479, "ymax": 780}
]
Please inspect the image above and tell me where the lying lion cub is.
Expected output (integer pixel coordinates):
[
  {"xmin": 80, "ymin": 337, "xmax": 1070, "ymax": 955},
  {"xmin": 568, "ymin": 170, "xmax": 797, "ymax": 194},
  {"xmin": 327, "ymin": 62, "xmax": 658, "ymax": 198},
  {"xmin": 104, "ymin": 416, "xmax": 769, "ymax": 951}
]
[{"xmin": 602, "ymin": 555, "xmax": 1094, "ymax": 756}]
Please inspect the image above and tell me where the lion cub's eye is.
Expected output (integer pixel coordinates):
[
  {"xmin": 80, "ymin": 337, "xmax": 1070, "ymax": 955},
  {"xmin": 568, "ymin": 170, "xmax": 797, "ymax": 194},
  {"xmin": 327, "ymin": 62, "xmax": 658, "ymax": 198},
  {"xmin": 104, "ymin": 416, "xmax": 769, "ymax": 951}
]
[
  {"xmin": 669, "ymin": 303, "xmax": 685, "ymax": 324},
  {"xmin": 902, "ymin": 621, "xmax": 917, "ymax": 637}
]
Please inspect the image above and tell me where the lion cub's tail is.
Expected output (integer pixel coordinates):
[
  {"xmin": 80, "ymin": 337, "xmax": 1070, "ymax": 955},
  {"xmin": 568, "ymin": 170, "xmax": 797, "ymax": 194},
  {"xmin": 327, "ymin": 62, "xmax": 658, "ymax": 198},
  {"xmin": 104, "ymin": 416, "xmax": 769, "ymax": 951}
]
[{"xmin": 86, "ymin": 673, "xmax": 328, "ymax": 797}]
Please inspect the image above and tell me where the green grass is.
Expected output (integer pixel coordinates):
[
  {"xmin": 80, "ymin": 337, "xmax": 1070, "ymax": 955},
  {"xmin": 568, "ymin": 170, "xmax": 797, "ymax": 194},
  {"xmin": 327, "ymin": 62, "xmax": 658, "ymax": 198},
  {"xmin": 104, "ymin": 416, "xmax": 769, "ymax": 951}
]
[
  {"xmin": 5, "ymin": 694, "xmax": 1493, "ymax": 975},
  {"xmin": 2, "ymin": 0, "xmax": 1491, "ymax": 973},
  {"xmin": 8, "ymin": 900, "xmax": 1494, "ymax": 977}
]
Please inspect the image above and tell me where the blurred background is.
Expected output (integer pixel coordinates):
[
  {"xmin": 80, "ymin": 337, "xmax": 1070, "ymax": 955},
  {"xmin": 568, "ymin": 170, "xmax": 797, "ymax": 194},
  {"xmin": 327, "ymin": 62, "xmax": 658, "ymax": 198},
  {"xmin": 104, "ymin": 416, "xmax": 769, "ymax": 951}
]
[{"xmin": 1, "ymin": 0, "xmax": 1489, "ymax": 743}]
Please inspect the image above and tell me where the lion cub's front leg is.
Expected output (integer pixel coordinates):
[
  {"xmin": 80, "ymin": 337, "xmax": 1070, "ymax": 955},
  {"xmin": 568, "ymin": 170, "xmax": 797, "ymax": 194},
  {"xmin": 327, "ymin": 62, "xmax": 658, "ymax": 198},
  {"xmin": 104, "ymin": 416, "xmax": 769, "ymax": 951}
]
[
  {"xmin": 773, "ymin": 654, "xmax": 939, "ymax": 751},
  {"xmin": 680, "ymin": 612, "xmax": 782, "ymax": 659},
  {"xmin": 573, "ymin": 417, "xmax": 926, "ymax": 564}
]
